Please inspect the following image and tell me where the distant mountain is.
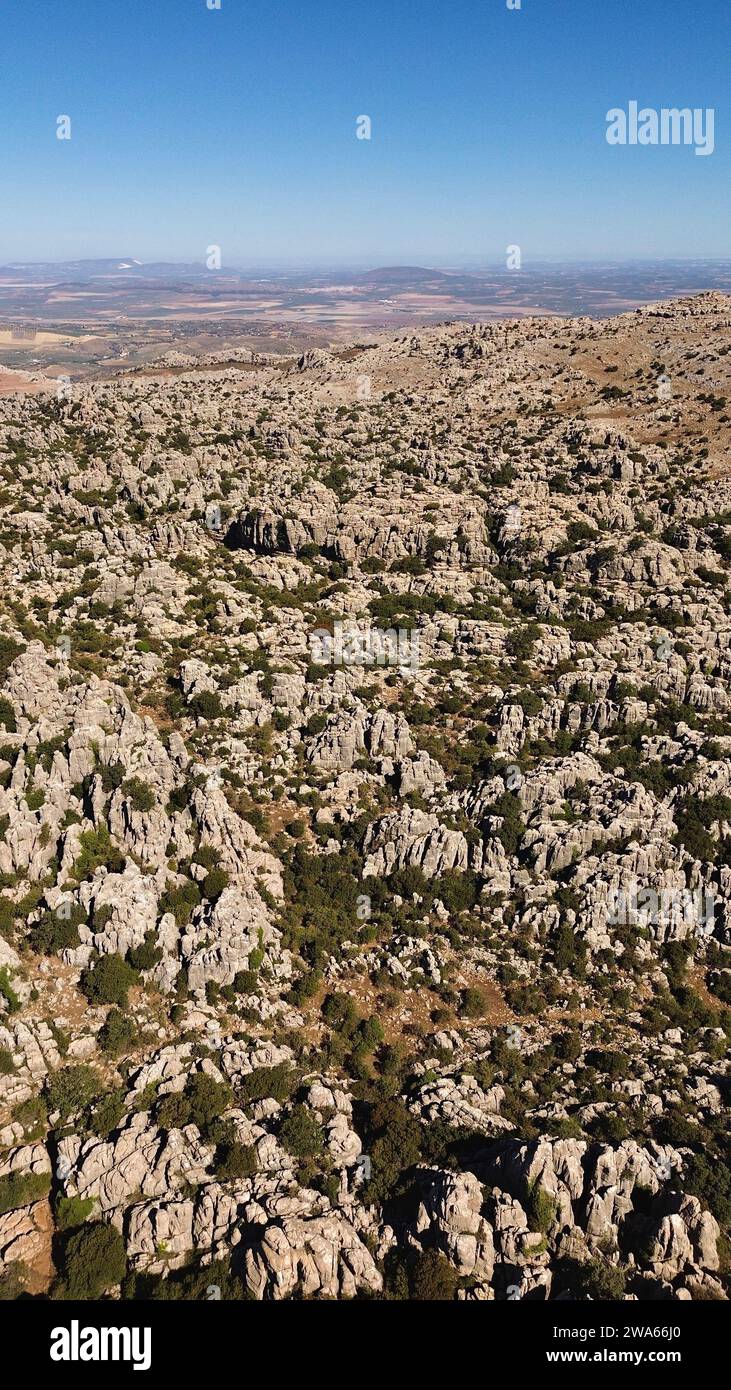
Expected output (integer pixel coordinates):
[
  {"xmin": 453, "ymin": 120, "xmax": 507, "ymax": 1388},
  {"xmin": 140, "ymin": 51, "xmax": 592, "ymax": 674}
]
[{"xmin": 352, "ymin": 265, "xmax": 455, "ymax": 286}]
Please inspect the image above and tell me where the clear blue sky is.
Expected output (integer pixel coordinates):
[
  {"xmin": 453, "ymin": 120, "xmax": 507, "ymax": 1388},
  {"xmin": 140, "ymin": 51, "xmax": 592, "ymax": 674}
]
[{"xmin": 1, "ymin": 0, "xmax": 728, "ymax": 264}]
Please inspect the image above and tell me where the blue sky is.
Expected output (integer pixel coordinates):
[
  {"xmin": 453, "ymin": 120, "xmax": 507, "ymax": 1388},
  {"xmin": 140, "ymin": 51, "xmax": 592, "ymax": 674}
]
[{"xmin": 1, "ymin": 0, "xmax": 728, "ymax": 264}]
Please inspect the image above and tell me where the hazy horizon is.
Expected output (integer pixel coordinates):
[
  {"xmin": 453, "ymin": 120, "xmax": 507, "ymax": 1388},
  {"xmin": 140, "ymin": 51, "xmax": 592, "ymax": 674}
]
[{"xmin": 3, "ymin": 255, "xmax": 731, "ymax": 271}]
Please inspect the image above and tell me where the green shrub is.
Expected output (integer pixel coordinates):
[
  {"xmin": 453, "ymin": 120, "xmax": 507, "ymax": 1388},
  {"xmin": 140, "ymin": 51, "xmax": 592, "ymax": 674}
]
[
  {"xmin": 160, "ymin": 878, "xmax": 201, "ymax": 925},
  {"xmin": 553, "ymin": 922, "xmax": 587, "ymax": 979},
  {"xmin": 127, "ymin": 933, "xmax": 163, "ymax": 972},
  {"xmin": 232, "ymin": 969, "xmax": 258, "ymax": 995},
  {"xmin": 99, "ymin": 760, "xmax": 125, "ymax": 792},
  {"xmin": 81, "ymin": 953, "xmax": 137, "ymax": 1007},
  {"xmin": 0, "ymin": 697, "xmax": 16, "ymax": 733},
  {"xmin": 98, "ymin": 1007, "xmax": 136, "ymax": 1055},
  {"xmin": 280, "ymin": 845, "xmax": 364, "ymax": 963},
  {"xmin": 202, "ymin": 867, "xmax": 229, "ymax": 901},
  {"xmin": 238, "ymin": 1063, "xmax": 298, "ymax": 1105},
  {"xmin": 567, "ymin": 521, "xmax": 598, "ymax": 543},
  {"xmin": 190, "ymin": 690, "xmax": 223, "ymax": 720},
  {"xmin": 682, "ymin": 1153, "xmax": 731, "ymax": 1226},
  {"xmin": 71, "ymin": 826, "xmax": 124, "ymax": 880},
  {"xmin": 322, "ymin": 991, "xmax": 360, "ymax": 1037},
  {"xmin": 60, "ymin": 1222, "xmax": 126, "ymax": 1298},
  {"xmin": 55, "ymin": 1195, "xmax": 96, "ymax": 1231},
  {"xmin": 435, "ymin": 868, "xmax": 480, "ymax": 913},
  {"xmin": 193, "ymin": 844, "xmax": 221, "ymax": 870},
  {"xmin": 122, "ymin": 777, "xmax": 156, "ymax": 812},
  {"xmin": 590, "ymin": 1112, "xmax": 629, "ymax": 1144},
  {"xmin": 128, "ymin": 1256, "xmax": 248, "ymax": 1302},
  {"xmin": 84, "ymin": 1087, "xmax": 124, "ymax": 1138},
  {"xmin": 461, "ymin": 987, "xmax": 488, "ymax": 1019},
  {"xmin": 410, "ymin": 1249, "xmax": 458, "ymax": 1301},
  {"xmin": 215, "ymin": 1141, "xmax": 258, "ymax": 1180},
  {"xmin": 526, "ymin": 1181, "xmax": 558, "ymax": 1234},
  {"xmin": 0, "ymin": 1260, "xmax": 30, "ymax": 1299},
  {"xmin": 0, "ymin": 635, "xmax": 24, "ymax": 682},
  {"xmin": 247, "ymin": 931, "xmax": 265, "ymax": 972},
  {"xmin": 585, "ymin": 1048, "xmax": 628, "ymax": 1079},
  {"xmin": 359, "ymin": 1015, "xmax": 384, "ymax": 1051},
  {"xmin": 0, "ymin": 967, "xmax": 20, "ymax": 1014},
  {"xmin": 279, "ymin": 1104, "xmax": 323, "ymax": 1159},
  {"xmin": 362, "ymin": 1099, "xmax": 422, "ymax": 1205},
  {"xmin": 0, "ymin": 896, "xmax": 14, "ymax": 942},
  {"xmin": 44, "ymin": 1065, "xmax": 100, "ymax": 1119},
  {"xmin": 506, "ymin": 626, "xmax": 540, "ymax": 661},
  {"xmin": 0, "ymin": 1170, "xmax": 50, "ymax": 1215},
  {"xmin": 28, "ymin": 905, "xmax": 85, "ymax": 956},
  {"xmin": 11, "ymin": 1095, "xmax": 47, "ymax": 1140},
  {"xmin": 574, "ymin": 1258, "xmax": 627, "ymax": 1300},
  {"xmin": 484, "ymin": 792, "xmax": 526, "ymax": 856},
  {"xmin": 156, "ymin": 1072, "xmax": 232, "ymax": 1137}
]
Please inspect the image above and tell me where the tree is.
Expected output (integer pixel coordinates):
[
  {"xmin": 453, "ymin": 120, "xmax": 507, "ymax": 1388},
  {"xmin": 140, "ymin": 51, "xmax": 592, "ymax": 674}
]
[
  {"xmin": 506, "ymin": 626, "xmax": 539, "ymax": 661},
  {"xmin": 160, "ymin": 877, "xmax": 201, "ymax": 925},
  {"xmin": 60, "ymin": 1223, "xmax": 126, "ymax": 1298},
  {"xmin": 682, "ymin": 1153, "xmax": 731, "ymax": 1226},
  {"xmin": 359, "ymin": 1015, "xmax": 384, "ymax": 1051},
  {"xmin": 190, "ymin": 690, "xmax": 223, "ymax": 720},
  {"xmin": 566, "ymin": 520, "xmax": 598, "ymax": 544},
  {"xmin": 555, "ymin": 1029, "xmax": 582, "ymax": 1062},
  {"xmin": 436, "ymin": 868, "xmax": 480, "ymax": 913},
  {"xmin": 410, "ymin": 1249, "xmax": 458, "ymax": 1301},
  {"xmin": 29, "ymin": 907, "xmax": 84, "ymax": 956},
  {"xmin": 90, "ymin": 1088, "xmax": 126, "ymax": 1138},
  {"xmin": 0, "ymin": 1261, "xmax": 30, "ymax": 1299},
  {"xmin": 71, "ymin": 825, "xmax": 124, "ymax": 880},
  {"xmin": 553, "ymin": 922, "xmax": 587, "ymax": 979},
  {"xmin": 484, "ymin": 792, "xmax": 526, "ymax": 856},
  {"xmin": 215, "ymin": 1142, "xmax": 258, "ymax": 1180},
  {"xmin": 122, "ymin": 777, "xmax": 156, "ymax": 812},
  {"xmin": 45, "ymin": 1065, "xmax": 100, "ymax": 1119},
  {"xmin": 202, "ymin": 867, "xmax": 229, "ymax": 901},
  {"xmin": 0, "ymin": 635, "xmax": 23, "ymax": 683},
  {"xmin": 0, "ymin": 968, "xmax": 20, "ymax": 1014},
  {"xmin": 128, "ymin": 1257, "xmax": 249, "ymax": 1302},
  {"xmin": 127, "ymin": 932, "xmax": 163, "ymax": 972},
  {"xmin": 0, "ymin": 696, "xmax": 17, "ymax": 733},
  {"xmin": 232, "ymin": 969, "xmax": 258, "ymax": 995},
  {"xmin": 279, "ymin": 1104, "xmax": 323, "ymax": 1159},
  {"xmin": 575, "ymin": 1258, "xmax": 627, "ymax": 1300},
  {"xmin": 590, "ymin": 1112, "xmax": 628, "ymax": 1144},
  {"xmin": 363, "ymin": 1099, "xmax": 422, "ymax": 1205},
  {"xmin": 81, "ymin": 953, "xmax": 137, "ymax": 1007},
  {"xmin": 156, "ymin": 1072, "xmax": 232, "ymax": 1138},
  {"xmin": 322, "ymin": 991, "xmax": 360, "ymax": 1038},
  {"xmin": 98, "ymin": 1008, "xmax": 136, "ymax": 1055},
  {"xmin": 237, "ymin": 1063, "xmax": 298, "ymax": 1105}
]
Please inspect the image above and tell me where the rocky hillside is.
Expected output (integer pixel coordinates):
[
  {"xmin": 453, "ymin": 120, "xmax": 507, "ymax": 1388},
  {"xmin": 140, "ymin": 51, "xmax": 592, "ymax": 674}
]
[{"xmin": 0, "ymin": 292, "xmax": 729, "ymax": 1302}]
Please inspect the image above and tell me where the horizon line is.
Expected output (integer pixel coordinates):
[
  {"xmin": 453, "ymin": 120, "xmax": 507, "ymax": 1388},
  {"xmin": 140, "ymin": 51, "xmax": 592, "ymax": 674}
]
[{"xmin": 3, "ymin": 255, "xmax": 731, "ymax": 271}]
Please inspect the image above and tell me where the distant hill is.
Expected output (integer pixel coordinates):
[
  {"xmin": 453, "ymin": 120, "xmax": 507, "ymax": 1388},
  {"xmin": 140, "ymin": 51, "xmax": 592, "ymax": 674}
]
[{"xmin": 352, "ymin": 266, "xmax": 455, "ymax": 286}]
